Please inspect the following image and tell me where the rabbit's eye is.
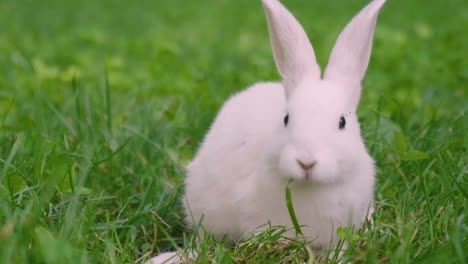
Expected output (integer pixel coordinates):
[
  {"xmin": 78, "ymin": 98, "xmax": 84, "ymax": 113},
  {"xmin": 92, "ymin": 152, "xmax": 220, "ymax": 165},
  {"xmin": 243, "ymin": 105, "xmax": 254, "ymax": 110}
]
[
  {"xmin": 339, "ymin": 116, "xmax": 346, "ymax": 129},
  {"xmin": 283, "ymin": 114, "xmax": 289, "ymax": 127}
]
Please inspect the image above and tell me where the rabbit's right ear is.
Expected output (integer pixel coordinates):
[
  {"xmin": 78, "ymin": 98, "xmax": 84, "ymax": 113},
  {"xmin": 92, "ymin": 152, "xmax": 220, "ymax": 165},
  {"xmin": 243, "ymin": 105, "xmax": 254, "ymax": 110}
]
[
  {"xmin": 324, "ymin": 0, "xmax": 385, "ymax": 83},
  {"xmin": 262, "ymin": 0, "xmax": 321, "ymax": 98}
]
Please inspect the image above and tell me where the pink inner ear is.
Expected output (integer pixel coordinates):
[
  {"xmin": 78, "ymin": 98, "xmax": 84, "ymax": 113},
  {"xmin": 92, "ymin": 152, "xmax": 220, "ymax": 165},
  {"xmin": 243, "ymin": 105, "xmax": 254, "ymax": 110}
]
[
  {"xmin": 262, "ymin": 0, "xmax": 321, "ymax": 98},
  {"xmin": 324, "ymin": 0, "xmax": 385, "ymax": 82}
]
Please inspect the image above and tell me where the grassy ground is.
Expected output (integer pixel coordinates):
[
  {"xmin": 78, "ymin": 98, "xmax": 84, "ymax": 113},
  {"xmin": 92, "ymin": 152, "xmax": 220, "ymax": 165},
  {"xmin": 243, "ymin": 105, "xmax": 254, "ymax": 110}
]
[{"xmin": 0, "ymin": 0, "xmax": 467, "ymax": 263}]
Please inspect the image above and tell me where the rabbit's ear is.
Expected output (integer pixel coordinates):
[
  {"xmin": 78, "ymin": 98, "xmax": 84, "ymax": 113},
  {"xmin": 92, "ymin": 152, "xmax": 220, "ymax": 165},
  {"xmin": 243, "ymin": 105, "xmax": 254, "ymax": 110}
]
[
  {"xmin": 262, "ymin": 0, "xmax": 321, "ymax": 98},
  {"xmin": 324, "ymin": 0, "xmax": 385, "ymax": 83}
]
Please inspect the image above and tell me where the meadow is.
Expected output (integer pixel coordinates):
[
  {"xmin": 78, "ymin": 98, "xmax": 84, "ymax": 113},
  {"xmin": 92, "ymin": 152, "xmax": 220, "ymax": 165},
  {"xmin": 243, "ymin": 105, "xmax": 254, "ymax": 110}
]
[{"xmin": 0, "ymin": 0, "xmax": 467, "ymax": 263}]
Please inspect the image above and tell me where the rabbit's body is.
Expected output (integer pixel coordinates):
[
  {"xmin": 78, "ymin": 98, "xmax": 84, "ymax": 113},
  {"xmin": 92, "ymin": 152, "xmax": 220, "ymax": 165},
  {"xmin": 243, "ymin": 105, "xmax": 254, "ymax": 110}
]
[
  {"xmin": 184, "ymin": 81, "xmax": 375, "ymax": 247},
  {"xmin": 148, "ymin": 0, "xmax": 386, "ymax": 263},
  {"xmin": 185, "ymin": 82, "xmax": 285, "ymax": 241}
]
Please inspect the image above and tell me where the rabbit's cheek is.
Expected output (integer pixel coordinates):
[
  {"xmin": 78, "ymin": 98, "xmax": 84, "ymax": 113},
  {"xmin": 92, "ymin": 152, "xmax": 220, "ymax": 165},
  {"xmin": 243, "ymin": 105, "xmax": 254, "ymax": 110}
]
[
  {"xmin": 308, "ymin": 156, "xmax": 339, "ymax": 184},
  {"xmin": 278, "ymin": 145, "xmax": 303, "ymax": 180}
]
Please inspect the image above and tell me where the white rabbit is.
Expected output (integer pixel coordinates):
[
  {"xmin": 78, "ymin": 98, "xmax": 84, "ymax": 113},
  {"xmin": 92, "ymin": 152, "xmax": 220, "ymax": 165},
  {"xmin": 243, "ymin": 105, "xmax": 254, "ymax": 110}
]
[{"xmin": 148, "ymin": 0, "xmax": 385, "ymax": 263}]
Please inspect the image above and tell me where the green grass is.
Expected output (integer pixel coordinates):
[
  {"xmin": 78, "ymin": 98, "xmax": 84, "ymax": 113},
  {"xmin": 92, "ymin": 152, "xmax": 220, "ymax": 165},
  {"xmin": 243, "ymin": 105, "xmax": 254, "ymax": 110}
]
[{"xmin": 0, "ymin": 0, "xmax": 467, "ymax": 263}]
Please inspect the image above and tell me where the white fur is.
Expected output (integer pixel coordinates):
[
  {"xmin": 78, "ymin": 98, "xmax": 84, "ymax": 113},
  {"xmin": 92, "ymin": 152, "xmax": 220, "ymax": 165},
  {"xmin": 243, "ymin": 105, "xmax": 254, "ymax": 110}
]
[
  {"xmin": 148, "ymin": 0, "xmax": 385, "ymax": 263},
  {"xmin": 146, "ymin": 252, "xmax": 178, "ymax": 264}
]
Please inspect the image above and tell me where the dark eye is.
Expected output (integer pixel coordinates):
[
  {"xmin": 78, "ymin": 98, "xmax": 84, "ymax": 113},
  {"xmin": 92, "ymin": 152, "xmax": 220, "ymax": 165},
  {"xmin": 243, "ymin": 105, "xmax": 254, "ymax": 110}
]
[
  {"xmin": 339, "ymin": 116, "xmax": 346, "ymax": 130},
  {"xmin": 283, "ymin": 113, "xmax": 289, "ymax": 127}
]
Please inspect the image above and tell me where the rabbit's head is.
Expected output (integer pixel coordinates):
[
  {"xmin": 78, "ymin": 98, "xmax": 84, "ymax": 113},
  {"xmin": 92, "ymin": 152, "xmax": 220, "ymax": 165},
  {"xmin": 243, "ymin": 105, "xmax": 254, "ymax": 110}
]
[{"xmin": 262, "ymin": 0, "xmax": 385, "ymax": 183}]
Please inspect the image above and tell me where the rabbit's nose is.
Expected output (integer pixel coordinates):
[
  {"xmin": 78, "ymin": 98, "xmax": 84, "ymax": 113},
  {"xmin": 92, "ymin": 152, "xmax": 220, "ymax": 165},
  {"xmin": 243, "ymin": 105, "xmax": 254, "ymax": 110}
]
[{"xmin": 297, "ymin": 160, "xmax": 317, "ymax": 171}]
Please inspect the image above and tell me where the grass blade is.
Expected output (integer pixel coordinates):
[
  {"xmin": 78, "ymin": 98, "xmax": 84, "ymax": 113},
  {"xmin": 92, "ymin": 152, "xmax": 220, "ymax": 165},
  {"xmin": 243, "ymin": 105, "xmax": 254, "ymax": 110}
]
[{"xmin": 285, "ymin": 179, "xmax": 302, "ymax": 236}]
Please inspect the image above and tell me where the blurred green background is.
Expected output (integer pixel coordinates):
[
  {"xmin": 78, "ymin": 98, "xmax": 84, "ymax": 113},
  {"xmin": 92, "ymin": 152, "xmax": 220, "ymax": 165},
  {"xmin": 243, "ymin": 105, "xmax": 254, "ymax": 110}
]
[{"xmin": 0, "ymin": 0, "xmax": 467, "ymax": 263}]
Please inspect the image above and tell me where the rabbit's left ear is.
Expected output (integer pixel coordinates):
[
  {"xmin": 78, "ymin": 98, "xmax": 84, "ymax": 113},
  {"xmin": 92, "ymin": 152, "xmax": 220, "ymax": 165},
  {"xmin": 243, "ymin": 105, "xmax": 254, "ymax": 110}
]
[
  {"xmin": 262, "ymin": 0, "xmax": 321, "ymax": 98},
  {"xmin": 324, "ymin": 0, "xmax": 386, "ymax": 83}
]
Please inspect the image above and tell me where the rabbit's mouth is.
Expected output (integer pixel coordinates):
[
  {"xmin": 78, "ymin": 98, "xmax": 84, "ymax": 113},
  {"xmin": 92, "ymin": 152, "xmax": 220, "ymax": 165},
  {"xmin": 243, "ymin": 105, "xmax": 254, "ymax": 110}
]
[
  {"xmin": 300, "ymin": 171, "xmax": 322, "ymax": 183},
  {"xmin": 289, "ymin": 162, "xmax": 339, "ymax": 185},
  {"xmin": 304, "ymin": 171, "xmax": 312, "ymax": 181},
  {"xmin": 284, "ymin": 170, "xmax": 320, "ymax": 183}
]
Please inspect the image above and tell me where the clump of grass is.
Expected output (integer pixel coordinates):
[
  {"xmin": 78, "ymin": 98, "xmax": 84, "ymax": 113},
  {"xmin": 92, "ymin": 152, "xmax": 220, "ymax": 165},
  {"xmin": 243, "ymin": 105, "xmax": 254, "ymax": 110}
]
[{"xmin": 233, "ymin": 226, "xmax": 310, "ymax": 264}]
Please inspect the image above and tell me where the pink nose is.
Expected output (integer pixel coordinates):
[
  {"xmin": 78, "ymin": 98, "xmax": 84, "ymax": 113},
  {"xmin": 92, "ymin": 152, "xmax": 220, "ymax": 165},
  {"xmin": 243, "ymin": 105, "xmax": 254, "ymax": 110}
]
[{"xmin": 297, "ymin": 160, "xmax": 317, "ymax": 171}]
